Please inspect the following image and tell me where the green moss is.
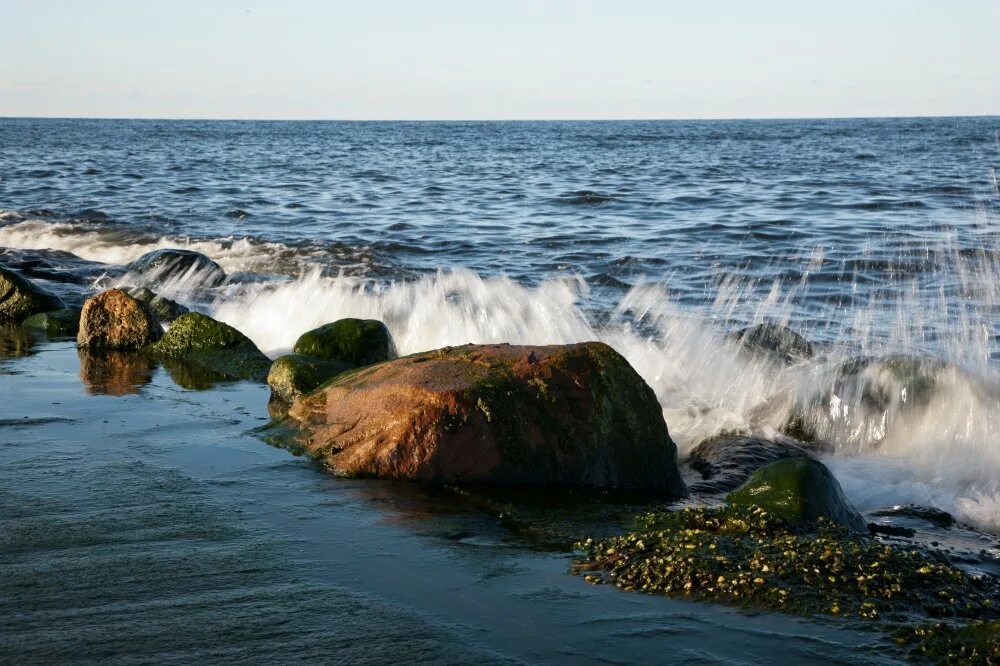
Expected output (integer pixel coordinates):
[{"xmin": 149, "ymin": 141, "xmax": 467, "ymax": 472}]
[
  {"xmin": 21, "ymin": 308, "xmax": 80, "ymax": 336},
  {"xmin": 0, "ymin": 265, "xmax": 65, "ymax": 322},
  {"xmin": 573, "ymin": 506, "xmax": 1000, "ymax": 623},
  {"xmin": 727, "ymin": 457, "xmax": 868, "ymax": 533},
  {"xmin": 267, "ymin": 354, "xmax": 355, "ymax": 403},
  {"xmin": 144, "ymin": 312, "xmax": 270, "ymax": 381},
  {"xmin": 292, "ymin": 318, "xmax": 395, "ymax": 366}
]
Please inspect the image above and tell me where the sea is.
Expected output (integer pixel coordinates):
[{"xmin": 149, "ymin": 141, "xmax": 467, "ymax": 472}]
[{"xmin": 1, "ymin": 116, "xmax": 999, "ymax": 663}]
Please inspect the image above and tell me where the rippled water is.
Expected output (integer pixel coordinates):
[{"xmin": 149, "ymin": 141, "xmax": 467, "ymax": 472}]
[{"xmin": 2, "ymin": 117, "xmax": 1000, "ymax": 659}]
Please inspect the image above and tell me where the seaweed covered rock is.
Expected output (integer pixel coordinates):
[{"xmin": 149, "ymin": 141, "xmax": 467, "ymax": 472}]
[
  {"xmin": 726, "ymin": 457, "xmax": 867, "ymax": 533},
  {"xmin": 143, "ymin": 312, "xmax": 270, "ymax": 381},
  {"xmin": 574, "ymin": 506, "xmax": 1000, "ymax": 624},
  {"xmin": 77, "ymin": 289, "xmax": 163, "ymax": 351},
  {"xmin": 897, "ymin": 620, "xmax": 1000, "ymax": 663},
  {"xmin": 292, "ymin": 318, "xmax": 396, "ymax": 366},
  {"xmin": 729, "ymin": 323, "xmax": 814, "ymax": 365},
  {"xmin": 285, "ymin": 342, "xmax": 685, "ymax": 494},
  {"xmin": 127, "ymin": 287, "xmax": 189, "ymax": 323},
  {"xmin": 267, "ymin": 354, "xmax": 355, "ymax": 403},
  {"xmin": 21, "ymin": 308, "xmax": 81, "ymax": 336},
  {"xmin": 125, "ymin": 249, "xmax": 226, "ymax": 287},
  {"xmin": 0, "ymin": 265, "xmax": 65, "ymax": 322},
  {"xmin": 686, "ymin": 435, "xmax": 823, "ymax": 494}
]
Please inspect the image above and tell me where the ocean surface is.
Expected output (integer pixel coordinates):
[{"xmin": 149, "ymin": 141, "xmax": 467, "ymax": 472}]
[{"xmin": 2, "ymin": 116, "xmax": 1000, "ymax": 662}]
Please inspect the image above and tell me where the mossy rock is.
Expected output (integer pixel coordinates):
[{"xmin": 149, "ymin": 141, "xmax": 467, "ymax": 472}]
[
  {"xmin": 267, "ymin": 354, "xmax": 355, "ymax": 403},
  {"xmin": 897, "ymin": 620, "xmax": 1000, "ymax": 663},
  {"xmin": 0, "ymin": 265, "xmax": 65, "ymax": 322},
  {"xmin": 292, "ymin": 318, "xmax": 396, "ymax": 366},
  {"xmin": 143, "ymin": 312, "xmax": 270, "ymax": 381},
  {"xmin": 127, "ymin": 287, "xmax": 189, "ymax": 323},
  {"xmin": 728, "ymin": 323, "xmax": 814, "ymax": 365},
  {"xmin": 726, "ymin": 457, "xmax": 867, "ymax": 533},
  {"xmin": 21, "ymin": 308, "xmax": 81, "ymax": 336}
]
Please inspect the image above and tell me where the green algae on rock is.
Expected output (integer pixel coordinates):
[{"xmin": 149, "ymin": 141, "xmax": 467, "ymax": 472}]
[
  {"xmin": 726, "ymin": 456, "xmax": 868, "ymax": 533},
  {"xmin": 0, "ymin": 265, "xmax": 65, "ymax": 323},
  {"xmin": 573, "ymin": 506, "xmax": 1000, "ymax": 624},
  {"xmin": 292, "ymin": 318, "xmax": 396, "ymax": 366},
  {"xmin": 895, "ymin": 620, "xmax": 1000, "ymax": 664},
  {"xmin": 143, "ymin": 312, "xmax": 270, "ymax": 381},
  {"xmin": 127, "ymin": 287, "xmax": 190, "ymax": 323},
  {"xmin": 267, "ymin": 354, "xmax": 355, "ymax": 403},
  {"xmin": 21, "ymin": 308, "xmax": 81, "ymax": 336}
]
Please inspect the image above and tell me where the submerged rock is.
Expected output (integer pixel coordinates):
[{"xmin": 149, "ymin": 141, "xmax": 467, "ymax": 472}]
[
  {"xmin": 0, "ymin": 265, "xmax": 65, "ymax": 322},
  {"xmin": 143, "ymin": 312, "xmax": 270, "ymax": 381},
  {"xmin": 729, "ymin": 323, "xmax": 814, "ymax": 365},
  {"xmin": 267, "ymin": 354, "xmax": 355, "ymax": 404},
  {"xmin": 726, "ymin": 457, "xmax": 867, "ymax": 533},
  {"xmin": 292, "ymin": 318, "xmax": 396, "ymax": 366},
  {"xmin": 125, "ymin": 249, "xmax": 226, "ymax": 287},
  {"xmin": 21, "ymin": 308, "xmax": 81, "ymax": 337},
  {"xmin": 284, "ymin": 342, "xmax": 686, "ymax": 494},
  {"xmin": 127, "ymin": 287, "xmax": 189, "ymax": 323},
  {"xmin": 686, "ymin": 435, "xmax": 823, "ymax": 495},
  {"xmin": 77, "ymin": 289, "xmax": 163, "ymax": 351},
  {"xmin": 872, "ymin": 504, "xmax": 955, "ymax": 529}
]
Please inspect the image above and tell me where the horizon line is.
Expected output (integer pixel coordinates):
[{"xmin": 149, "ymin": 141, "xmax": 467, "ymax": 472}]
[{"xmin": 1, "ymin": 113, "xmax": 998, "ymax": 123}]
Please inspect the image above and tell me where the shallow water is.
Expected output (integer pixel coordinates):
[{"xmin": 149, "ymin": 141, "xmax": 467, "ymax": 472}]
[{"xmin": 2, "ymin": 117, "xmax": 1000, "ymax": 659}]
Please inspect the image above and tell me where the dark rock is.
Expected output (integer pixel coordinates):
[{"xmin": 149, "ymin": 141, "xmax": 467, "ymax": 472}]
[
  {"xmin": 292, "ymin": 318, "xmax": 396, "ymax": 366},
  {"xmin": 77, "ymin": 289, "xmax": 163, "ymax": 351},
  {"xmin": 21, "ymin": 308, "xmax": 81, "ymax": 336},
  {"xmin": 871, "ymin": 504, "xmax": 955, "ymax": 528},
  {"xmin": 868, "ymin": 522, "xmax": 916, "ymax": 538},
  {"xmin": 729, "ymin": 323, "xmax": 814, "ymax": 364},
  {"xmin": 143, "ymin": 312, "xmax": 270, "ymax": 381},
  {"xmin": 284, "ymin": 342, "xmax": 686, "ymax": 495},
  {"xmin": 727, "ymin": 457, "xmax": 867, "ymax": 533},
  {"xmin": 126, "ymin": 287, "xmax": 189, "ymax": 323},
  {"xmin": 0, "ymin": 264, "xmax": 65, "ymax": 322},
  {"xmin": 686, "ymin": 435, "xmax": 823, "ymax": 494},
  {"xmin": 125, "ymin": 249, "xmax": 226, "ymax": 287},
  {"xmin": 267, "ymin": 354, "xmax": 355, "ymax": 403}
]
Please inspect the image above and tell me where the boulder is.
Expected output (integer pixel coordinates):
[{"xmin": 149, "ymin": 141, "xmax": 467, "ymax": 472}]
[
  {"xmin": 686, "ymin": 435, "xmax": 824, "ymax": 494},
  {"xmin": 77, "ymin": 289, "xmax": 163, "ymax": 350},
  {"xmin": 127, "ymin": 287, "xmax": 189, "ymax": 323},
  {"xmin": 143, "ymin": 312, "xmax": 270, "ymax": 381},
  {"xmin": 21, "ymin": 308, "xmax": 81, "ymax": 336},
  {"xmin": 726, "ymin": 456, "xmax": 867, "ymax": 532},
  {"xmin": 285, "ymin": 342, "xmax": 686, "ymax": 495},
  {"xmin": 125, "ymin": 249, "xmax": 226, "ymax": 287},
  {"xmin": 267, "ymin": 354, "xmax": 355, "ymax": 403},
  {"xmin": 729, "ymin": 323, "xmax": 814, "ymax": 365},
  {"xmin": 292, "ymin": 318, "xmax": 396, "ymax": 366},
  {"xmin": 0, "ymin": 264, "xmax": 65, "ymax": 322}
]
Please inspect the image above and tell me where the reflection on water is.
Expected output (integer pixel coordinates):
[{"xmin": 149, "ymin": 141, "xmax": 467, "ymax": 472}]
[
  {"xmin": 77, "ymin": 348, "xmax": 154, "ymax": 396},
  {"xmin": 159, "ymin": 358, "xmax": 234, "ymax": 390}
]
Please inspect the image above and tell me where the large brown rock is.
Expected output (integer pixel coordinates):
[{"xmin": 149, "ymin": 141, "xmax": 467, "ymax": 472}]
[
  {"xmin": 77, "ymin": 288, "xmax": 163, "ymax": 350},
  {"xmin": 286, "ymin": 342, "xmax": 686, "ymax": 495}
]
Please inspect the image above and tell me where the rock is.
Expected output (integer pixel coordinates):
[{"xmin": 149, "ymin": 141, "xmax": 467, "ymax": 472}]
[
  {"xmin": 285, "ymin": 342, "xmax": 686, "ymax": 494},
  {"xmin": 726, "ymin": 457, "xmax": 867, "ymax": 533},
  {"xmin": 871, "ymin": 504, "xmax": 955, "ymax": 528},
  {"xmin": 729, "ymin": 323, "xmax": 814, "ymax": 364},
  {"xmin": 77, "ymin": 289, "xmax": 163, "ymax": 350},
  {"xmin": 292, "ymin": 318, "xmax": 396, "ymax": 366},
  {"xmin": 125, "ymin": 249, "xmax": 226, "ymax": 287},
  {"xmin": 21, "ymin": 308, "xmax": 81, "ymax": 336},
  {"xmin": 267, "ymin": 354, "xmax": 355, "ymax": 404},
  {"xmin": 127, "ymin": 287, "xmax": 189, "ymax": 323},
  {"xmin": 0, "ymin": 264, "xmax": 65, "ymax": 322},
  {"xmin": 143, "ymin": 312, "xmax": 270, "ymax": 381},
  {"xmin": 686, "ymin": 435, "xmax": 825, "ymax": 494},
  {"xmin": 78, "ymin": 348, "xmax": 154, "ymax": 396}
]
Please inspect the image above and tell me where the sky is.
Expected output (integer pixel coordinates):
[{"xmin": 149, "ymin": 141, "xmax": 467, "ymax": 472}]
[{"xmin": 1, "ymin": 0, "xmax": 999, "ymax": 120}]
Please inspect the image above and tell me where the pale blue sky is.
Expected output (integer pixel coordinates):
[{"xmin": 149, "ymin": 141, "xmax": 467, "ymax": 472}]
[{"xmin": 2, "ymin": 0, "xmax": 998, "ymax": 120}]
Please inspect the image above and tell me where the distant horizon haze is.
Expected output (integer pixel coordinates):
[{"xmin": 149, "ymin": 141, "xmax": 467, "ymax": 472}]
[{"xmin": 2, "ymin": 0, "xmax": 999, "ymax": 120}]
